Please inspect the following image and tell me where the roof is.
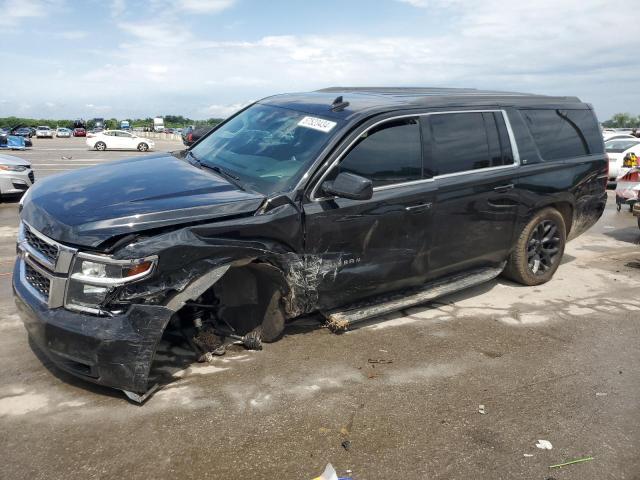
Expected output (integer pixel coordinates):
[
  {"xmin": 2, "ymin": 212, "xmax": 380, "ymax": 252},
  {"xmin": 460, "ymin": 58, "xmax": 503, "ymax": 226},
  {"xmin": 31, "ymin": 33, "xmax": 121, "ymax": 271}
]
[{"xmin": 258, "ymin": 87, "xmax": 585, "ymax": 121}]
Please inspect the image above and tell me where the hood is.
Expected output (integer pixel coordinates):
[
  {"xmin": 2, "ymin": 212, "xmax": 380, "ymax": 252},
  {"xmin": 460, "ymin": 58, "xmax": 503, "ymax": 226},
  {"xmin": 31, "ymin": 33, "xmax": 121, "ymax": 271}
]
[
  {"xmin": 21, "ymin": 152, "xmax": 265, "ymax": 248},
  {"xmin": 0, "ymin": 153, "xmax": 30, "ymax": 166}
]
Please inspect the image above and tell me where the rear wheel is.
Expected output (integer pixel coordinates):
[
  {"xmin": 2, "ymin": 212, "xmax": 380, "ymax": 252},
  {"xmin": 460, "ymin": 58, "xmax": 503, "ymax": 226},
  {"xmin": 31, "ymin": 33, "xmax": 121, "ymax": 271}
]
[
  {"xmin": 503, "ymin": 208, "xmax": 566, "ymax": 286},
  {"xmin": 95, "ymin": 141, "xmax": 106, "ymax": 151},
  {"xmin": 137, "ymin": 142, "xmax": 149, "ymax": 152}
]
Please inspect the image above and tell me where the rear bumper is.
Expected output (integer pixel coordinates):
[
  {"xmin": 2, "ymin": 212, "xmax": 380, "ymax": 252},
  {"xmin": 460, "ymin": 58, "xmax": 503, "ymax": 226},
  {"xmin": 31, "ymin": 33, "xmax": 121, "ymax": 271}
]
[
  {"xmin": 12, "ymin": 258, "xmax": 173, "ymax": 394},
  {"xmin": 568, "ymin": 191, "xmax": 607, "ymax": 241}
]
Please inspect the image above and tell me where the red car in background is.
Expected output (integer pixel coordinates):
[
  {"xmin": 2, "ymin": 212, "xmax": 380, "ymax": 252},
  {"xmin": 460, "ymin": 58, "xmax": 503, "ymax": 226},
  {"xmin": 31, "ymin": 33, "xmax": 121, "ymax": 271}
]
[{"xmin": 73, "ymin": 128, "xmax": 86, "ymax": 137}]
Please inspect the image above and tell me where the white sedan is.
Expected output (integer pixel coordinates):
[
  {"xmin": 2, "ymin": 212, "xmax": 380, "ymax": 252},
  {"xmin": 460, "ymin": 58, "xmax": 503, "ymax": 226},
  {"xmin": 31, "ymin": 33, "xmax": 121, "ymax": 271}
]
[
  {"xmin": 35, "ymin": 126, "xmax": 53, "ymax": 138},
  {"xmin": 605, "ymin": 138, "xmax": 640, "ymax": 180},
  {"xmin": 86, "ymin": 130, "xmax": 155, "ymax": 152}
]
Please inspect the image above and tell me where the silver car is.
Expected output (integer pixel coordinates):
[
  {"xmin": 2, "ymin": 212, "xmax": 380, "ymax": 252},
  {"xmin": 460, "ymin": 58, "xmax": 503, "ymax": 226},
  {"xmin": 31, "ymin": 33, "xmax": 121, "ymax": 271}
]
[{"xmin": 0, "ymin": 153, "xmax": 34, "ymax": 196}]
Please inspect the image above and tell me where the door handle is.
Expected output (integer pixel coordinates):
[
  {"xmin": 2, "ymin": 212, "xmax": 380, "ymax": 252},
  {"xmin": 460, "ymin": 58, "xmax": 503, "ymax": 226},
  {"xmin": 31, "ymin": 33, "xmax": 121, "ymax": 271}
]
[
  {"xmin": 493, "ymin": 184, "xmax": 514, "ymax": 193},
  {"xmin": 405, "ymin": 202, "xmax": 432, "ymax": 212}
]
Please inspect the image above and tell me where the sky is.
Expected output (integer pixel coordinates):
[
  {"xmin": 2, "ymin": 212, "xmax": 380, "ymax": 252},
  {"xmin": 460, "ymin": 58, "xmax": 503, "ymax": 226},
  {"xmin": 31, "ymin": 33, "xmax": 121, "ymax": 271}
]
[{"xmin": 0, "ymin": 0, "xmax": 638, "ymax": 121}]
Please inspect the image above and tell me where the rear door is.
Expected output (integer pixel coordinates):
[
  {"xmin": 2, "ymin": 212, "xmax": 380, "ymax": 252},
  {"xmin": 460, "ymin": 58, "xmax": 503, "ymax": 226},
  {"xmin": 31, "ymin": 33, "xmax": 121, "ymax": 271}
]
[
  {"xmin": 424, "ymin": 111, "xmax": 520, "ymax": 278},
  {"xmin": 303, "ymin": 116, "xmax": 436, "ymax": 310}
]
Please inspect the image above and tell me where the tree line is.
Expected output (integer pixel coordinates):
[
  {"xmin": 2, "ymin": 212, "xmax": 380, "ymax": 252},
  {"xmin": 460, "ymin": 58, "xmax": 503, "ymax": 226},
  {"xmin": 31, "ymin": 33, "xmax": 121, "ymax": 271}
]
[
  {"xmin": 601, "ymin": 113, "xmax": 640, "ymax": 128},
  {"xmin": 0, "ymin": 115, "xmax": 224, "ymax": 130}
]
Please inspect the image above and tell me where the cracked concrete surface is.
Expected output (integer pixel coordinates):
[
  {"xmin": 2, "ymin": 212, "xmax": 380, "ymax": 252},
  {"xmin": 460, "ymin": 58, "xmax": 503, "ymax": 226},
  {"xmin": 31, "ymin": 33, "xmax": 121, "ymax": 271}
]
[{"xmin": 0, "ymin": 181, "xmax": 639, "ymax": 479}]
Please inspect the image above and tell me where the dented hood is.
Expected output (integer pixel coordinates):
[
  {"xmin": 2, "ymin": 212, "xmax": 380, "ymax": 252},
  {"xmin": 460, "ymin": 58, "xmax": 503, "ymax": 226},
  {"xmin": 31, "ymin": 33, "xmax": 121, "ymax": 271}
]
[{"xmin": 20, "ymin": 152, "xmax": 265, "ymax": 248}]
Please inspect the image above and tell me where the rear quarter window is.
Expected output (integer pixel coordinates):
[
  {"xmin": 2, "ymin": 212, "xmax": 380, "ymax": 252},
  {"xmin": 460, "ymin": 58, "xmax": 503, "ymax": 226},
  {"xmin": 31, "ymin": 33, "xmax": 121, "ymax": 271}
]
[{"xmin": 521, "ymin": 108, "xmax": 603, "ymax": 160}]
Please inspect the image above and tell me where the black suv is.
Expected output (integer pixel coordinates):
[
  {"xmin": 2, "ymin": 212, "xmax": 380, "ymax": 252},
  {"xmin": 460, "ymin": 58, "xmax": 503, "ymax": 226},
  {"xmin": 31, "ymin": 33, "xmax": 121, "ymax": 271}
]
[{"xmin": 13, "ymin": 88, "xmax": 607, "ymax": 401}]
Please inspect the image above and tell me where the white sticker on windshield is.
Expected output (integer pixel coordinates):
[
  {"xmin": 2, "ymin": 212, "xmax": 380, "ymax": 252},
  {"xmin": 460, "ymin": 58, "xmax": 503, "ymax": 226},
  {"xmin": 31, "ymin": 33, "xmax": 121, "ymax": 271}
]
[{"xmin": 297, "ymin": 116, "xmax": 337, "ymax": 133}]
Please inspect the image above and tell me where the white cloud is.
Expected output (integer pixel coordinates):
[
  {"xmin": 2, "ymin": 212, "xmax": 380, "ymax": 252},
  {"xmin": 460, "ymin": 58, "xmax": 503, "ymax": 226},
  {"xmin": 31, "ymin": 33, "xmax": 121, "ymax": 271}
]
[
  {"xmin": 58, "ymin": 30, "xmax": 88, "ymax": 40},
  {"xmin": 117, "ymin": 21, "xmax": 192, "ymax": 47},
  {"xmin": 111, "ymin": 0, "xmax": 125, "ymax": 18},
  {"xmin": 179, "ymin": 0, "xmax": 235, "ymax": 13},
  {"xmin": 0, "ymin": 0, "xmax": 54, "ymax": 27},
  {"xmin": 204, "ymin": 103, "xmax": 248, "ymax": 118}
]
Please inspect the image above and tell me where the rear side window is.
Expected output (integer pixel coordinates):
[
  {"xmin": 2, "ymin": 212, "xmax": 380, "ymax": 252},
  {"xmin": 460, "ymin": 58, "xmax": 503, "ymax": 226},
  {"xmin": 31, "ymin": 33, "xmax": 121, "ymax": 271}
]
[
  {"xmin": 336, "ymin": 118, "xmax": 422, "ymax": 187},
  {"xmin": 521, "ymin": 109, "xmax": 601, "ymax": 160},
  {"xmin": 427, "ymin": 112, "xmax": 491, "ymax": 175}
]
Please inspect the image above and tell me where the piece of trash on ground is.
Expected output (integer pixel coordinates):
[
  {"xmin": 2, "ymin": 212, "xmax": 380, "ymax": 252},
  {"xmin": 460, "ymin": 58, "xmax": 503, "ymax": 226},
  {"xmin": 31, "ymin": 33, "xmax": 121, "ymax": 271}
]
[
  {"xmin": 311, "ymin": 463, "xmax": 353, "ymax": 480},
  {"xmin": 523, "ymin": 454, "xmax": 534, "ymax": 457},
  {"xmin": 549, "ymin": 456, "xmax": 594, "ymax": 469},
  {"xmin": 595, "ymin": 392, "xmax": 607, "ymax": 397},
  {"xmin": 367, "ymin": 358, "xmax": 392, "ymax": 364},
  {"xmin": 478, "ymin": 404, "xmax": 486, "ymax": 415},
  {"xmin": 536, "ymin": 440, "xmax": 553, "ymax": 450},
  {"xmin": 341, "ymin": 439, "xmax": 351, "ymax": 451}
]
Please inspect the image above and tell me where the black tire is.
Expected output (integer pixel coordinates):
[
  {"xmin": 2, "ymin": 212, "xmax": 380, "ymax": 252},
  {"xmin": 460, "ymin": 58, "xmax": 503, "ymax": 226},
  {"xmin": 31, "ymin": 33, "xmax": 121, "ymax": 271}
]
[
  {"xmin": 637, "ymin": 216, "xmax": 640, "ymax": 230},
  {"xmin": 502, "ymin": 208, "xmax": 566, "ymax": 286},
  {"xmin": 95, "ymin": 141, "xmax": 106, "ymax": 151},
  {"xmin": 137, "ymin": 142, "xmax": 148, "ymax": 152}
]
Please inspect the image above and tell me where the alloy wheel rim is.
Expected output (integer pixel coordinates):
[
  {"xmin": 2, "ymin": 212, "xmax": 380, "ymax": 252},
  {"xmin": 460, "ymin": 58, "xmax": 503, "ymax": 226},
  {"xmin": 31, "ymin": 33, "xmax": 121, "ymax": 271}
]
[{"xmin": 527, "ymin": 219, "xmax": 561, "ymax": 275}]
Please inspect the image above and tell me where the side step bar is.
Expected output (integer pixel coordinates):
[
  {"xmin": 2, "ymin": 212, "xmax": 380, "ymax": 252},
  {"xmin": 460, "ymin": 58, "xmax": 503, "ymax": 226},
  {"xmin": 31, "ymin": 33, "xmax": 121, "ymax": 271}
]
[{"xmin": 322, "ymin": 263, "xmax": 506, "ymax": 331}]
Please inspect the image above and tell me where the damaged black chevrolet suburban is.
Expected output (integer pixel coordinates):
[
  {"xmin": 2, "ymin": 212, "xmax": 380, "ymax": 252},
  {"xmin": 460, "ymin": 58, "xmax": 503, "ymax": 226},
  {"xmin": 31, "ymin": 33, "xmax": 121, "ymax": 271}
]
[{"xmin": 13, "ymin": 88, "xmax": 607, "ymax": 401}]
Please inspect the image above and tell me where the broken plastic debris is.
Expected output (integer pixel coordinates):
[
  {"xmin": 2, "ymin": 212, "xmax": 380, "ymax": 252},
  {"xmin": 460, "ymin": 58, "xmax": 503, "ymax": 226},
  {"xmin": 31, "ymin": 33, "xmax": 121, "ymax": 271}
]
[
  {"xmin": 595, "ymin": 392, "xmax": 607, "ymax": 397},
  {"xmin": 311, "ymin": 463, "xmax": 352, "ymax": 480},
  {"xmin": 536, "ymin": 440, "xmax": 553, "ymax": 450},
  {"xmin": 341, "ymin": 439, "xmax": 351, "ymax": 451},
  {"xmin": 478, "ymin": 404, "xmax": 486, "ymax": 415},
  {"xmin": 549, "ymin": 456, "xmax": 594, "ymax": 469},
  {"xmin": 523, "ymin": 454, "xmax": 534, "ymax": 458}
]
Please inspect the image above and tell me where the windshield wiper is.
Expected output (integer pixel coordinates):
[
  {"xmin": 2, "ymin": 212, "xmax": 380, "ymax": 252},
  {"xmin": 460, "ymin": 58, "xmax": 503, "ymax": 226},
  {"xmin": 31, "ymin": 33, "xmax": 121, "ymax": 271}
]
[
  {"xmin": 204, "ymin": 164, "xmax": 241, "ymax": 182},
  {"xmin": 188, "ymin": 151, "xmax": 244, "ymax": 188}
]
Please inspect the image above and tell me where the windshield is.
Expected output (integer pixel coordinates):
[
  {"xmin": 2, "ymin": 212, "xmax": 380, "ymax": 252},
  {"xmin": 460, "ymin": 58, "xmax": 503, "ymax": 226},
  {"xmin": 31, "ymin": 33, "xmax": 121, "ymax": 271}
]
[
  {"xmin": 190, "ymin": 104, "xmax": 339, "ymax": 194},
  {"xmin": 605, "ymin": 139, "xmax": 640, "ymax": 153}
]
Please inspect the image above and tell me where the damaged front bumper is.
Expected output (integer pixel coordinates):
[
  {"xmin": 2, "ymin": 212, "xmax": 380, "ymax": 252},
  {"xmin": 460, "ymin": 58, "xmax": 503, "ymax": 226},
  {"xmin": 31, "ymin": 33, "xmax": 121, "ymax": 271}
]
[{"xmin": 13, "ymin": 257, "xmax": 173, "ymax": 396}]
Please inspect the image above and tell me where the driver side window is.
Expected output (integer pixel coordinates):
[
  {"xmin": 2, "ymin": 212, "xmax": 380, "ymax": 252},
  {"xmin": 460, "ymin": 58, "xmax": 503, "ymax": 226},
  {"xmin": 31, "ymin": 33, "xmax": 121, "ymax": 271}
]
[{"xmin": 331, "ymin": 118, "xmax": 422, "ymax": 188}]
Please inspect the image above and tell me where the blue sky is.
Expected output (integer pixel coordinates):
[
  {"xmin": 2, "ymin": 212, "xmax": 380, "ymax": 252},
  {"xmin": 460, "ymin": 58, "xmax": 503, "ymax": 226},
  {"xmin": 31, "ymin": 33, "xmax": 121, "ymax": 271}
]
[{"xmin": 0, "ymin": 0, "xmax": 637, "ymax": 121}]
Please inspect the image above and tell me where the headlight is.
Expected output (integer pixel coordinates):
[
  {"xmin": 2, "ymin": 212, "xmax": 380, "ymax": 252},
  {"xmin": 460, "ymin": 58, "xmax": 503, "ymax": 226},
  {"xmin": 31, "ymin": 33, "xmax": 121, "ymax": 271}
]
[
  {"xmin": 0, "ymin": 164, "xmax": 27, "ymax": 172},
  {"xmin": 65, "ymin": 253, "xmax": 157, "ymax": 313}
]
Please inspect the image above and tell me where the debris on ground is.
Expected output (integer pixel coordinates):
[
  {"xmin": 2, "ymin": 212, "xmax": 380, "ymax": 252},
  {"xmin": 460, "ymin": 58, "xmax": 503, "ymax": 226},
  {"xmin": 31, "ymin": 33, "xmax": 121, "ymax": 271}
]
[
  {"xmin": 311, "ymin": 463, "xmax": 353, "ymax": 480},
  {"xmin": 595, "ymin": 392, "xmax": 607, "ymax": 397},
  {"xmin": 536, "ymin": 440, "xmax": 553, "ymax": 450},
  {"xmin": 625, "ymin": 261, "xmax": 640, "ymax": 269},
  {"xmin": 341, "ymin": 440, "xmax": 351, "ymax": 451},
  {"xmin": 549, "ymin": 456, "xmax": 594, "ymax": 469},
  {"xmin": 523, "ymin": 454, "xmax": 534, "ymax": 457},
  {"xmin": 478, "ymin": 404, "xmax": 487, "ymax": 415},
  {"xmin": 367, "ymin": 358, "xmax": 393, "ymax": 364}
]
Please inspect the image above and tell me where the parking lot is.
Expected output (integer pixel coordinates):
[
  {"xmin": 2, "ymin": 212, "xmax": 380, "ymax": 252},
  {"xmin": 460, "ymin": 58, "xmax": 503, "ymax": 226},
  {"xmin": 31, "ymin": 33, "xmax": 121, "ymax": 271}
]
[{"xmin": 0, "ymin": 138, "xmax": 639, "ymax": 479}]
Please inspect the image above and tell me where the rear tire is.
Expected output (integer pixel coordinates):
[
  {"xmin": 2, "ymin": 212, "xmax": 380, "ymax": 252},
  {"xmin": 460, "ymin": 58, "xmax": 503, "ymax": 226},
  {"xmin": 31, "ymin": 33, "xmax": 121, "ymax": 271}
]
[
  {"xmin": 502, "ymin": 208, "xmax": 566, "ymax": 286},
  {"xmin": 95, "ymin": 141, "xmax": 106, "ymax": 151},
  {"xmin": 137, "ymin": 142, "xmax": 149, "ymax": 152}
]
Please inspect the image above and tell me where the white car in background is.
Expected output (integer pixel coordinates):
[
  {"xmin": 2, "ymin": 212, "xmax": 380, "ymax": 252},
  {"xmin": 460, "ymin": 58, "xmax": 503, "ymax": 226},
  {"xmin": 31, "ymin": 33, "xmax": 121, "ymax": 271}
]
[
  {"xmin": 56, "ymin": 127, "xmax": 71, "ymax": 138},
  {"xmin": 605, "ymin": 138, "xmax": 640, "ymax": 180},
  {"xmin": 35, "ymin": 126, "xmax": 53, "ymax": 138},
  {"xmin": 0, "ymin": 153, "xmax": 34, "ymax": 197},
  {"xmin": 603, "ymin": 132, "xmax": 636, "ymax": 142},
  {"xmin": 86, "ymin": 130, "xmax": 155, "ymax": 152}
]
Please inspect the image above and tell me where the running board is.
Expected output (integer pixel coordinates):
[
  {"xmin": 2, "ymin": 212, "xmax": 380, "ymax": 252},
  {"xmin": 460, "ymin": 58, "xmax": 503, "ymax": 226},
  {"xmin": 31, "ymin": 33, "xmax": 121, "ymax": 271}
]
[{"xmin": 323, "ymin": 263, "xmax": 506, "ymax": 332}]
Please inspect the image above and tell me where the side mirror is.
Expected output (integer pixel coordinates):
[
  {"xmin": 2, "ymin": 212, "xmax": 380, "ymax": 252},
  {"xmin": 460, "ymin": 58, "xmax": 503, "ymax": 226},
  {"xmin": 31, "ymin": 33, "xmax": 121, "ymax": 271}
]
[{"xmin": 322, "ymin": 172, "xmax": 373, "ymax": 200}]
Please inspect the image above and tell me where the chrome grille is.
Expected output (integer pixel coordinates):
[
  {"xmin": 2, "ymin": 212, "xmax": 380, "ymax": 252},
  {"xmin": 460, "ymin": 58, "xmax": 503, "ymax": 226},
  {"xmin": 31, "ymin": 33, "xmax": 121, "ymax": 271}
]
[
  {"xmin": 23, "ymin": 224, "xmax": 58, "ymax": 264},
  {"xmin": 24, "ymin": 263, "xmax": 51, "ymax": 300}
]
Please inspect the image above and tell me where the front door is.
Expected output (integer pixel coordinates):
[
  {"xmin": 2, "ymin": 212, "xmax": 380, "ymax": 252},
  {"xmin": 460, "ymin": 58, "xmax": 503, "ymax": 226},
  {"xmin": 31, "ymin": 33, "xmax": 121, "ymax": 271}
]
[
  {"xmin": 423, "ymin": 111, "xmax": 520, "ymax": 277},
  {"xmin": 303, "ymin": 117, "xmax": 436, "ymax": 310}
]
